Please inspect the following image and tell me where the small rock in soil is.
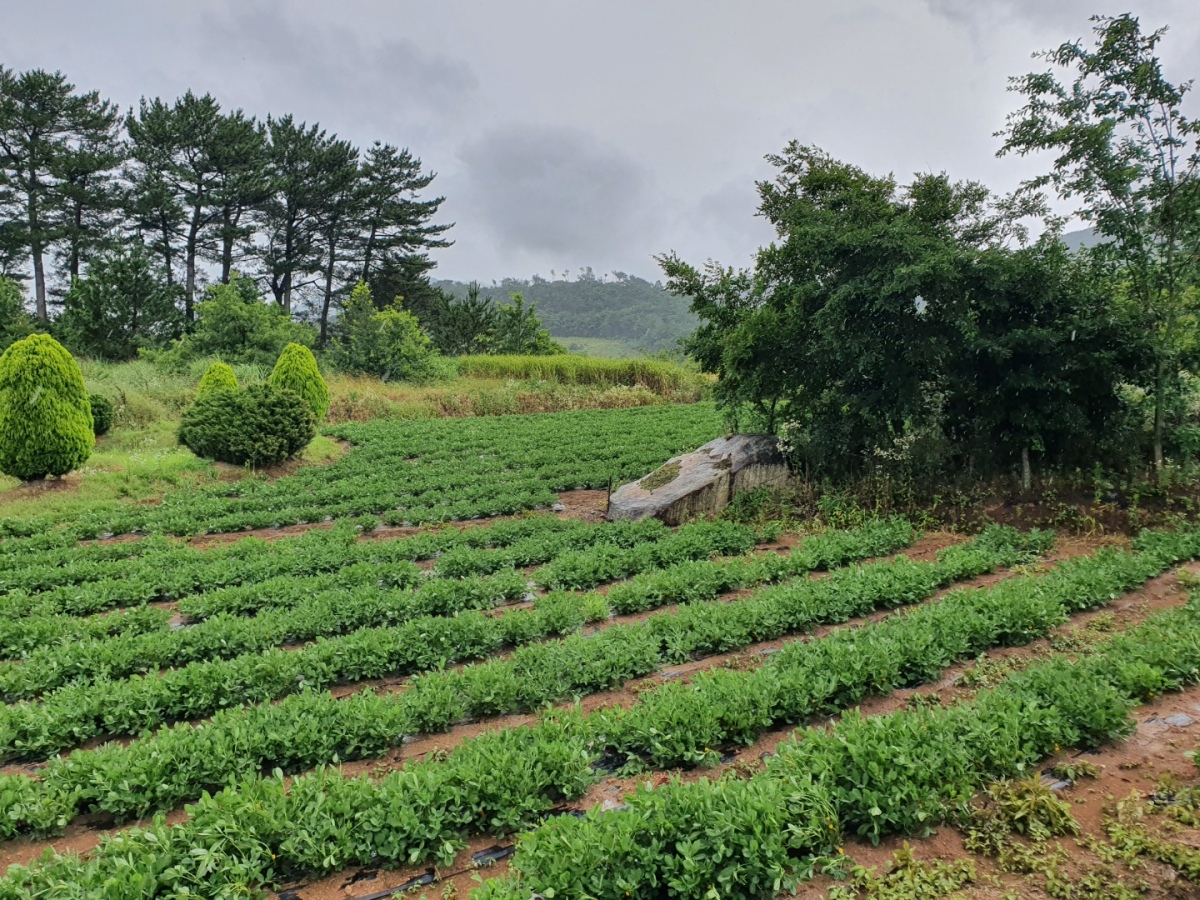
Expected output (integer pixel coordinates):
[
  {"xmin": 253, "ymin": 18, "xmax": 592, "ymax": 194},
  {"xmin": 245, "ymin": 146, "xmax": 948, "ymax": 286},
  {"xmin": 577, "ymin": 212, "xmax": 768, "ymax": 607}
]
[{"xmin": 1165, "ymin": 713, "xmax": 1195, "ymax": 727}]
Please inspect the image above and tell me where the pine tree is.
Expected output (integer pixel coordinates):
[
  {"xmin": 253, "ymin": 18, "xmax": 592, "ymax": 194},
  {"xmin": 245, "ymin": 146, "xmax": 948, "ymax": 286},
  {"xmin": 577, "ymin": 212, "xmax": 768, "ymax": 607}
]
[{"xmin": 0, "ymin": 67, "xmax": 121, "ymax": 319}]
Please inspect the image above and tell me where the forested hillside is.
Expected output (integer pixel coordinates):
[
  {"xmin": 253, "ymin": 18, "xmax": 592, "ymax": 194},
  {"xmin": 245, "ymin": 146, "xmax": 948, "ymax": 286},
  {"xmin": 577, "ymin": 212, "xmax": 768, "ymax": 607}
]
[{"xmin": 435, "ymin": 269, "xmax": 695, "ymax": 353}]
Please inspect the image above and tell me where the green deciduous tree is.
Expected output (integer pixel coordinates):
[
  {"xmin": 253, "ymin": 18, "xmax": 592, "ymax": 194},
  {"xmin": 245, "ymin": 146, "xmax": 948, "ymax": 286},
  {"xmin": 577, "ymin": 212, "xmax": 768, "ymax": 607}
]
[
  {"xmin": 58, "ymin": 242, "xmax": 182, "ymax": 360},
  {"xmin": 661, "ymin": 143, "xmax": 1136, "ymax": 483},
  {"xmin": 0, "ymin": 333, "xmax": 94, "ymax": 480},
  {"xmin": 999, "ymin": 13, "xmax": 1200, "ymax": 473},
  {"xmin": 331, "ymin": 280, "xmax": 442, "ymax": 381},
  {"xmin": 169, "ymin": 273, "xmax": 314, "ymax": 367}
]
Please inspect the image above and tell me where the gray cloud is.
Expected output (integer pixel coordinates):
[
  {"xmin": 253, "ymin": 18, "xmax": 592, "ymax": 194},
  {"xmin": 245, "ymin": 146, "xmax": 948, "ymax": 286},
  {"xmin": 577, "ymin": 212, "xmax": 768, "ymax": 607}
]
[
  {"xmin": 457, "ymin": 124, "xmax": 655, "ymax": 260},
  {"xmin": 1, "ymin": 0, "xmax": 1198, "ymax": 283},
  {"xmin": 193, "ymin": 1, "xmax": 478, "ymax": 142}
]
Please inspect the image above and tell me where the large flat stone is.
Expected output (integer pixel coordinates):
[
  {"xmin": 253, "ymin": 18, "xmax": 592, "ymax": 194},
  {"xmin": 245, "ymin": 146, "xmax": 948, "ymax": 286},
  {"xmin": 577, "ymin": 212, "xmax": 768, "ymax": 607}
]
[{"xmin": 606, "ymin": 434, "xmax": 788, "ymax": 525}]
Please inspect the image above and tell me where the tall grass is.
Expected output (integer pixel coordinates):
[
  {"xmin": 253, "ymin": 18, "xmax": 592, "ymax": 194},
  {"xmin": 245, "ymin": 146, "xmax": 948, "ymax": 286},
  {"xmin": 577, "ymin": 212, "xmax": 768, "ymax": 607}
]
[
  {"xmin": 80, "ymin": 355, "xmax": 709, "ymax": 427},
  {"xmin": 455, "ymin": 354, "xmax": 705, "ymax": 393}
]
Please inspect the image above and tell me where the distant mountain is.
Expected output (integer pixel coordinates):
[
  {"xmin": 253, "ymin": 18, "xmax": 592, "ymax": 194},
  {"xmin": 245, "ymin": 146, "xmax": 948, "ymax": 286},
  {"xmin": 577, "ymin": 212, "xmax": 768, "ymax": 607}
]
[
  {"xmin": 1061, "ymin": 227, "xmax": 1104, "ymax": 251},
  {"xmin": 433, "ymin": 269, "xmax": 696, "ymax": 353}
]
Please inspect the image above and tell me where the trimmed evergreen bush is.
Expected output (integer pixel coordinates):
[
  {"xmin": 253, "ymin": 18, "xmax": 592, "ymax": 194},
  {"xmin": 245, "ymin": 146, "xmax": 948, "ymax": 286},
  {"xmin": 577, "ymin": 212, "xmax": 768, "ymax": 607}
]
[
  {"xmin": 0, "ymin": 334, "xmax": 95, "ymax": 481},
  {"xmin": 178, "ymin": 384, "xmax": 316, "ymax": 468},
  {"xmin": 269, "ymin": 343, "xmax": 329, "ymax": 421},
  {"xmin": 88, "ymin": 394, "xmax": 114, "ymax": 436},
  {"xmin": 196, "ymin": 362, "xmax": 239, "ymax": 398}
]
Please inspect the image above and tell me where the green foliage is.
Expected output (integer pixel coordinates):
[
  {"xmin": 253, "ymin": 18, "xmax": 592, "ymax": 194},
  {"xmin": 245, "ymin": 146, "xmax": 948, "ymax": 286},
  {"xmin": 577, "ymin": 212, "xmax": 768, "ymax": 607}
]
[
  {"xmin": 162, "ymin": 273, "xmax": 315, "ymax": 368},
  {"xmin": 965, "ymin": 778, "xmax": 1080, "ymax": 857},
  {"xmin": 177, "ymin": 383, "xmax": 315, "ymax": 467},
  {"xmin": 0, "ymin": 276, "xmax": 37, "ymax": 351},
  {"xmin": 661, "ymin": 145, "xmax": 1138, "ymax": 482},
  {"xmin": 87, "ymin": 393, "xmax": 112, "ymax": 435},
  {"xmin": 999, "ymin": 14, "xmax": 1200, "ymax": 472},
  {"xmin": 269, "ymin": 342, "xmax": 328, "ymax": 421},
  {"xmin": 330, "ymin": 280, "xmax": 445, "ymax": 381},
  {"xmin": 492, "ymin": 776, "xmax": 827, "ymax": 900},
  {"xmin": 0, "ymin": 334, "xmax": 94, "ymax": 480},
  {"xmin": 57, "ymin": 242, "xmax": 182, "ymax": 360},
  {"xmin": 0, "ymin": 401, "xmax": 725, "ymax": 538},
  {"xmin": 195, "ymin": 361, "xmax": 239, "ymax": 397},
  {"xmin": 435, "ymin": 268, "xmax": 697, "ymax": 353},
  {"xmin": 827, "ymin": 844, "xmax": 976, "ymax": 899}
]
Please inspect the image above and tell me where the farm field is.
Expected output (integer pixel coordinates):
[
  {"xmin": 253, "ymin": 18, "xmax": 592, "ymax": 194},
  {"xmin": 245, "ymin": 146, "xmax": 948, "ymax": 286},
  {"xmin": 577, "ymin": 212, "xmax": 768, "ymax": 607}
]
[
  {"xmin": 0, "ymin": 402, "xmax": 724, "ymax": 540},
  {"xmin": 3, "ymin": 405, "xmax": 1200, "ymax": 900},
  {"xmin": 2, "ymin": 408, "xmax": 1200, "ymax": 899}
]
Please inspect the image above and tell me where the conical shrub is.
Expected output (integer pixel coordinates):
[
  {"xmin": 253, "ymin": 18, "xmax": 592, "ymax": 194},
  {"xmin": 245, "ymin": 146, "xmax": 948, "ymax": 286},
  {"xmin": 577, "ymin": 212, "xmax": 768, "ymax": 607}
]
[
  {"xmin": 269, "ymin": 342, "xmax": 329, "ymax": 421},
  {"xmin": 196, "ymin": 361, "xmax": 239, "ymax": 398},
  {"xmin": 0, "ymin": 334, "xmax": 94, "ymax": 481}
]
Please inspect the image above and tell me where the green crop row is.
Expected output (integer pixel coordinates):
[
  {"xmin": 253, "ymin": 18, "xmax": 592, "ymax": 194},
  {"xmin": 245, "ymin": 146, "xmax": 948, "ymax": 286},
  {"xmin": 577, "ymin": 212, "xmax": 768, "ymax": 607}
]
[
  {"xmin": 0, "ymin": 520, "xmax": 911, "ymax": 760},
  {"xmin": 0, "ymin": 526, "xmax": 1177, "ymax": 897},
  {"xmin": 0, "ymin": 522, "xmax": 759, "ymax": 699},
  {"xmin": 0, "ymin": 403, "xmax": 726, "ymax": 539},
  {"xmin": 0, "ymin": 524, "xmax": 1026, "ymax": 834},
  {"xmin": 0, "ymin": 518, "xmax": 699, "ymax": 663},
  {"xmin": 0, "ymin": 606, "xmax": 174, "ymax": 661},
  {"xmin": 0, "ymin": 533, "xmax": 160, "ymax": 573},
  {"xmin": 479, "ymin": 549, "xmax": 1200, "ymax": 899},
  {"xmin": 0, "ymin": 515, "xmax": 641, "ymax": 620}
]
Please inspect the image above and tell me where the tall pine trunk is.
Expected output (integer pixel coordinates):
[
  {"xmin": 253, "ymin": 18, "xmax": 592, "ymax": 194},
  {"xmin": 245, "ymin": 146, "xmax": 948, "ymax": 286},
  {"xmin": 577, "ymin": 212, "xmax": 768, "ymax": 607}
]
[
  {"xmin": 26, "ymin": 179, "xmax": 47, "ymax": 321},
  {"xmin": 220, "ymin": 207, "xmax": 234, "ymax": 282},
  {"xmin": 185, "ymin": 207, "xmax": 201, "ymax": 323},
  {"xmin": 320, "ymin": 240, "xmax": 335, "ymax": 347}
]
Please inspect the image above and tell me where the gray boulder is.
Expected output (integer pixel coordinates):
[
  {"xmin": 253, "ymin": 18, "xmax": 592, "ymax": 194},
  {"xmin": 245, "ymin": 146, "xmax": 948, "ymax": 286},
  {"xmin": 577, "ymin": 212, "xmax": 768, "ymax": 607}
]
[{"xmin": 607, "ymin": 434, "xmax": 788, "ymax": 525}]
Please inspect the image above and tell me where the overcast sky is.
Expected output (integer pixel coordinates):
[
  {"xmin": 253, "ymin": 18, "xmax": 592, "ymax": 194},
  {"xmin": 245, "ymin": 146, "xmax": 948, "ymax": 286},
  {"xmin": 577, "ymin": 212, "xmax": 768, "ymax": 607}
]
[{"xmin": 2, "ymin": 0, "xmax": 1198, "ymax": 283}]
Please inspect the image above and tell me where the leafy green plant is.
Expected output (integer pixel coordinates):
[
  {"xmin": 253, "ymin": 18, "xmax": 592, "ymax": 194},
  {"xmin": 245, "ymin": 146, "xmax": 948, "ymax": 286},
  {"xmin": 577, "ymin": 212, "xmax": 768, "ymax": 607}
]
[
  {"xmin": 87, "ymin": 393, "xmax": 113, "ymax": 435},
  {"xmin": 0, "ymin": 333, "xmax": 94, "ymax": 480},
  {"xmin": 178, "ymin": 383, "xmax": 315, "ymax": 467}
]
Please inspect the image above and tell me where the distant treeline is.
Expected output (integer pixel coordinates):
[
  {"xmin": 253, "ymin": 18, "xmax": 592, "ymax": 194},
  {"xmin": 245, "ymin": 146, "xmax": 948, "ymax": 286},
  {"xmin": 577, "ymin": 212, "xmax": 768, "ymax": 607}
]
[{"xmin": 435, "ymin": 269, "xmax": 696, "ymax": 353}]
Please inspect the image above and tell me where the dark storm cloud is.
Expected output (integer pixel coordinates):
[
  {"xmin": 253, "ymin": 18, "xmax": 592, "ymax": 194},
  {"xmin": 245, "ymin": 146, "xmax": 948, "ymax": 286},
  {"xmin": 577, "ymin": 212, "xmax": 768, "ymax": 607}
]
[{"xmin": 457, "ymin": 124, "xmax": 656, "ymax": 259}]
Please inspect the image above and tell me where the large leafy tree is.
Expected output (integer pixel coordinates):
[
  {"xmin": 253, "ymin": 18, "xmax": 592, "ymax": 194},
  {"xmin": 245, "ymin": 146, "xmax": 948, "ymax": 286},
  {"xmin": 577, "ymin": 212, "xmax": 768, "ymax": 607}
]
[
  {"xmin": 661, "ymin": 143, "xmax": 1131, "ymax": 481},
  {"xmin": 999, "ymin": 14, "xmax": 1200, "ymax": 473},
  {"xmin": 0, "ymin": 67, "xmax": 121, "ymax": 320},
  {"xmin": 943, "ymin": 242, "xmax": 1143, "ymax": 485}
]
